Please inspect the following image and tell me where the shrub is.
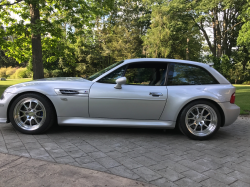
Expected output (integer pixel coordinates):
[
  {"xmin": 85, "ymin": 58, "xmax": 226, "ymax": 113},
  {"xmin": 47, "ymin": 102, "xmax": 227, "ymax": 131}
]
[
  {"xmin": 6, "ymin": 67, "xmax": 17, "ymax": 77},
  {"xmin": 44, "ymin": 69, "xmax": 51, "ymax": 78},
  {"xmin": 9, "ymin": 68, "xmax": 32, "ymax": 79},
  {"xmin": 0, "ymin": 68, "xmax": 7, "ymax": 78},
  {"xmin": 242, "ymin": 81, "xmax": 250, "ymax": 85},
  {"xmin": 51, "ymin": 69, "xmax": 62, "ymax": 77}
]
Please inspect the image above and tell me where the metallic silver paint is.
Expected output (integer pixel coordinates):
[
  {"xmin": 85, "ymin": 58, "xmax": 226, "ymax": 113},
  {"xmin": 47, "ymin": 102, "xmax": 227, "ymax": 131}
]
[
  {"xmin": 218, "ymin": 102, "xmax": 240, "ymax": 126},
  {"xmin": 114, "ymin": 77, "xmax": 127, "ymax": 89},
  {"xmin": 159, "ymin": 84, "xmax": 236, "ymax": 121},
  {"xmin": 0, "ymin": 92, "xmax": 17, "ymax": 120},
  {"xmin": 47, "ymin": 96, "xmax": 89, "ymax": 118},
  {"xmin": 89, "ymin": 83, "xmax": 168, "ymax": 119},
  {"xmin": 0, "ymin": 58, "xmax": 240, "ymax": 131},
  {"xmin": 58, "ymin": 117, "xmax": 175, "ymax": 128}
]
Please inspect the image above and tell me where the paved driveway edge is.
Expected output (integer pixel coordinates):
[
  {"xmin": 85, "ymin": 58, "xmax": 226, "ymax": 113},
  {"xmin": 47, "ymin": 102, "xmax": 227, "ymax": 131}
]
[{"xmin": 0, "ymin": 152, "xmax": 153, "ymax": 187}]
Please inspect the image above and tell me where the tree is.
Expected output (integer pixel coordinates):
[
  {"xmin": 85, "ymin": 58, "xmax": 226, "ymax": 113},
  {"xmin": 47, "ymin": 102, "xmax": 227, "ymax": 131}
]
[
  {"xmin": 0, "ymin": 0, "xmax": 113, "ymax": 79},
  {"xmin": 142, "ymin": 1, "xmax": 202, "ymax": 61}
]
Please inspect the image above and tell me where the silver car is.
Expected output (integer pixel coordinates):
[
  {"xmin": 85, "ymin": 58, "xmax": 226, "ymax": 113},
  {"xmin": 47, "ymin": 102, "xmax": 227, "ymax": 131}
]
[{"xmin": 0, "ymin": 58, "xmax": 240, "ymax": 140}]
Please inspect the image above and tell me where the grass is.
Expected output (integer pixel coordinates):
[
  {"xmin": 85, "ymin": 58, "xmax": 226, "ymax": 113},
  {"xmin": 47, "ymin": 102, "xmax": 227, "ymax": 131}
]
[
  {"xmin": 233, "ymin": 84, "xmax": 250, "ymax": 115},
  {"xmin": 0, "ymin": 79, "xmax": 249, "ymax": 115},
  {"xmin": 0, "ymin": 78, "xmax": 32, "ymax": 96}
]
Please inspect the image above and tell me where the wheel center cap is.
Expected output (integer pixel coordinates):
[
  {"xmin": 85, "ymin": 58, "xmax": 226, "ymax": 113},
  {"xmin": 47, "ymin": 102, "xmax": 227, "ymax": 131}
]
[{"xmin": 196, "ymin": 116, "xmax": 203, "ymax": 123}]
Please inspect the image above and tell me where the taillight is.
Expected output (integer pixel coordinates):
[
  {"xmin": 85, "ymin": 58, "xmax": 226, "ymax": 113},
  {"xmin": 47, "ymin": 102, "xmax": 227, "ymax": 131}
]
[{"xmin": 230, "ymin": 93, "xmax": 235, "ymax": 104}]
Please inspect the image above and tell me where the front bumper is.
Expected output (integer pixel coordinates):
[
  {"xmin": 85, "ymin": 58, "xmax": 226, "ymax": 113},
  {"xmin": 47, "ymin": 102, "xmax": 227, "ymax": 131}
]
[
  {"xmin": 0, "ymin": 92, "xmax": 17, "ymax": 124},
  {"xmin": 218, "ymin": 102, "xmax": 240, "ymax": 126}
]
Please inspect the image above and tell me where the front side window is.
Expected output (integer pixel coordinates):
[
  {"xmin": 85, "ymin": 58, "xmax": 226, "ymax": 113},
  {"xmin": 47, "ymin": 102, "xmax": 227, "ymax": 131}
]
[
  {"xmin": 98, "ymin": 62, "xmax": 167, "ymax": 86},
  {"xmin": 87, "ymin": 61, "xmax": 124, "ymax": 81},
  {"xmin": 167, "ymin": 63, "xmax": 218, "ymax": 85},
  {"xmin": 125, "ymin": 63, "xmax": 167, "ymax": 86},
  {"xmin": 98, "ymin": 66, "xmax": 127, "ymax": 84}
]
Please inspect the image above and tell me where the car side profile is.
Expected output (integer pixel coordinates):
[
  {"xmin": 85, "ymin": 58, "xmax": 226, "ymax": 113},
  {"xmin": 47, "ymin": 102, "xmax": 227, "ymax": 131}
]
[{"xmin": 0, "ymin": 58, "xmax": 240, "ymax": 140}]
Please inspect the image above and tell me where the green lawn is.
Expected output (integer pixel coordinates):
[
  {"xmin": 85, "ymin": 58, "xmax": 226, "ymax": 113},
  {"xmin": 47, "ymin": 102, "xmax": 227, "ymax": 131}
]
[
  {"xmin": 0, "ymin": 79, "xmax": 32, "ymax": 96},
  {"xmin": 0, "ymin": 79, "xmax": 249, "ymax": 115},
  {"xmin": 233, "ymin": 85, "xmax": 250, "ymax": 115}
]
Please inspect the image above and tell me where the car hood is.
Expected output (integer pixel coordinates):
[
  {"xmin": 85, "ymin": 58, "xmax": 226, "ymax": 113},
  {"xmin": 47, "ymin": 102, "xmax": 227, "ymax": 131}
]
[
  {"xmin": 36, "ymin": 77, "xmax": 90, "ymax": 82},
  {"xmin": 6, "ymin": 77, "xmax": 94, "ymax": 96}
]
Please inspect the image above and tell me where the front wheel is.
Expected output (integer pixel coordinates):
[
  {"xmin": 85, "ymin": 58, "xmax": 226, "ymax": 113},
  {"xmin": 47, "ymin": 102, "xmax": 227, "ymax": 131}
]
[
  {"xmin": 9, "ymin": 93, "xmax": 56, "ymax": 134},
  {"xmin": 179, "ymin": 100, "xmax": 221, "ymax": 140}
]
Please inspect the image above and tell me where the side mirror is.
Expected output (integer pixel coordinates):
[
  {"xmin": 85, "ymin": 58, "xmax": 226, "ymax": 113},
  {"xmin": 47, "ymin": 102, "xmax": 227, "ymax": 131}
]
[{"xmin": 114, "ymin": 77, "xmax": 127, "ymax": 89}]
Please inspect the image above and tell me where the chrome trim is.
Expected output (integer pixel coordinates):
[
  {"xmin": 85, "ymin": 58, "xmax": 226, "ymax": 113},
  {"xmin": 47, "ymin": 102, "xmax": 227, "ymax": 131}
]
[
  {"xmin": 150, "ymin": 92, "xmax": 163, "ymax": 97},
  {"xmin": 54, "ymin": 88, "xmax": 89, "ymax": 96}
]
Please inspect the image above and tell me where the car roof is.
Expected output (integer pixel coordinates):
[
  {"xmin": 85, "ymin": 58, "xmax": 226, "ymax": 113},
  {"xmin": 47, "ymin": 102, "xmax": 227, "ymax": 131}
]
[{"xmin": 123, "ymin": 58, "xmax": 210, "ymax": 68}]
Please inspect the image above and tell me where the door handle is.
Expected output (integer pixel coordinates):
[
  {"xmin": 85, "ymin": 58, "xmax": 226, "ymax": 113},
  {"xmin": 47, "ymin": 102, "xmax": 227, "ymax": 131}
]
[{"xmin": 149, "ymin": 92, "xmax": 163, "ymax": 97}]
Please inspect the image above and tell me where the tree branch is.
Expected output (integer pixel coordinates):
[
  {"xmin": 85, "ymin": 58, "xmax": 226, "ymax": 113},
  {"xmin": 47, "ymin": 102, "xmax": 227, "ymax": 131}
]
[
  {"xmin": 190, "ymin": 16, "xmax": 215, "ymax": 56},
  {"xmin": 0, "ymin": 0, "xmax": 23, "ymax": 7},
  {"xmin": 224, "ymin": 21, "xmax": 244, "ymax": 33}
]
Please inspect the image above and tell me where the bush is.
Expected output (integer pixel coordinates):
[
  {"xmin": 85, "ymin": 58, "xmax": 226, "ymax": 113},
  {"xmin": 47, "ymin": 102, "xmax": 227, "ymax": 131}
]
[
  {"xmin": 242, "ymin": 81, "xmax": 250, "ymax": 85},
  {"xmin": 44, "ymin": 69, "xmax": 62, "ymax": 78},
  {"xmin": 6, "ymin": 67, "xmax": 17, "ymax": 77},
  {"xmin": 0, "ymin": 68, "xmax": 7, "ymax": 78},
  {"xmin": 9, "ymin": 68, "xmax": 33, "ymax": 79}
]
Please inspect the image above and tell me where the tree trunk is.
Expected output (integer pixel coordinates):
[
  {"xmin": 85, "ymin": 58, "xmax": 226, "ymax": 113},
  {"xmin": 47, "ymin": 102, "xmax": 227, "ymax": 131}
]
[
  {"xmin": 212, "ymin": 9, "xmax": 217, "ymax": 57},
  {"xmin": 30, "ymin": 1, "xmax": 44, "ymax": 79}
]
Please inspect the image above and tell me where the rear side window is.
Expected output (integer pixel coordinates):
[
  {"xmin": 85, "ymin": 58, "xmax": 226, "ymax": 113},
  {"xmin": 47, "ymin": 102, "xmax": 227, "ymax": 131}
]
[{"xmin": 167, "ymin": 63, "xmax": 219, "ymax": 85}]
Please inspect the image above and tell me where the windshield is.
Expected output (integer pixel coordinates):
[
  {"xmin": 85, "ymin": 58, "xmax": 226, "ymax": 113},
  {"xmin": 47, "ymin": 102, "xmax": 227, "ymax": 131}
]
[{"xmin": 87, "ymin": 61, "xmax": 124, "ymax": 81}]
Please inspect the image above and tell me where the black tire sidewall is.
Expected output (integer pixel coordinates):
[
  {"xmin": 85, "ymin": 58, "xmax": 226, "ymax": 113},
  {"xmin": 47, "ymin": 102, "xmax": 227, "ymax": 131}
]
[
  {"xmin": 179, "ymin": 100, "xmax": 221, "ymax": 140},
  {"xmin": 9, "ymin": 93, "xmax": 55, "ymax": 134}
]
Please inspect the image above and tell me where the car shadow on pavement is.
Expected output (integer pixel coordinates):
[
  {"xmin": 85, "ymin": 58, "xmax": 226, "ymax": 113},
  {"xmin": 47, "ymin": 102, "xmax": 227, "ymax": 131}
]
[
  {"xmin": 48, "ymin": 124, "xmax": 184, "ymax": 138},
  {"xmin": 46, "ymin": 124, "xmax": 233, "ymax": 141}
]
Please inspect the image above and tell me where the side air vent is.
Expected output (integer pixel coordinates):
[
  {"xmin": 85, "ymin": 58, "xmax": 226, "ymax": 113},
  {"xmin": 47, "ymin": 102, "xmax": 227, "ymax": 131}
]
[
  {"xmin": 54, "ymin": 88, "xmax": 89, "ymax": 97},
  {"xmin": 60, "ymin": 90, "xmax": 79, "ymax": 94}
]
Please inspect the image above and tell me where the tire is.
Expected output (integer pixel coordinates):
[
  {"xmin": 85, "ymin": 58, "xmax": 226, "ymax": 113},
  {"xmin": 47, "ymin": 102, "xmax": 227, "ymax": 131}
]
[
  {"xmin": 9, "ymin": 93, "xmax": 56, "ymax": 134},
  {"xmin": 178, "ymin": 100, "xmax": 221, "ymax": 140}
]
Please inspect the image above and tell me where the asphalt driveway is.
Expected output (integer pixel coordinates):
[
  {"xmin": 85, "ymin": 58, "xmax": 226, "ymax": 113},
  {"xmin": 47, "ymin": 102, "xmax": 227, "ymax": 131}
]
[{"xmin": 0, "ymin": 117, "xmax": 250, "ymax": 187}]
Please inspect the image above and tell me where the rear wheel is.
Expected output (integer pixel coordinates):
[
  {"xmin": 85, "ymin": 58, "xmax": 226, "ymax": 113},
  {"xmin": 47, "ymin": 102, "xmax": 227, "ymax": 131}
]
[
  {"xmin": 179, "ymin": 100, "xmax": 221, "ymax": 140},
  {"xmin": 9, "ymin": 93, "xmax": 55, "ymax": 134}
]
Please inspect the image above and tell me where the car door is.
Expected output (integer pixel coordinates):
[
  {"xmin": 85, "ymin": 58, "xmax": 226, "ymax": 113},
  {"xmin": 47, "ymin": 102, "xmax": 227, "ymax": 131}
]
[{"xmin": 89, "ymin": 62, "xmax": 168, "ymax": 120}]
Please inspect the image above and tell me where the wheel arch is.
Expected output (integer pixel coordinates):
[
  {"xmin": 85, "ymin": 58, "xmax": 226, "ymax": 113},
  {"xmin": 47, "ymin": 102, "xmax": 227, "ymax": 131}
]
[
  {"xmin": 176, "ymin": 98, "xmax": 225, "ymax": 128},
  {"xmin": 7, "ymin": 91, "xmax": 58, "ymax": 123}
]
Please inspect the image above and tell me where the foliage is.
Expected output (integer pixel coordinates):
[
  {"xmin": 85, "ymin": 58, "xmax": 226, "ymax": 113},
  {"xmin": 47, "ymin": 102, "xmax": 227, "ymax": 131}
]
[
  {"xmin": 0, "ymin": 0, "xmax": 114, "ymax": 78},
  {"xmin": 242, "ymin": 81, "xmax": 250, "ymax": 85},
  {"xmin": 0, "ymin": 0, "xmax": 250, "ymax": 84},
  {"xmin": 0, "ymin": 67, "xmax": 32, "ymax": 79},
  {"xmin": 142, "ymin": 1, "xmax": 202, "ymax": 60},
  {"xmin": 237, "ymin": 0, "xmax": 250, "ymax": 49},
  {"xmin": 9, "ymin": 67, "xmax": 32, "ymax": 79}
]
